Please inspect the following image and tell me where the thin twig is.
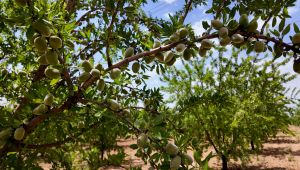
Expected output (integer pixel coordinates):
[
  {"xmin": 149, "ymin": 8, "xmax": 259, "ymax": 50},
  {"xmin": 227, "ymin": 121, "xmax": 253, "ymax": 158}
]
[
  {"xmin": 23, "ymin": 120, "xmax": 102, "ymax": 149},
  {"xmin": 215, "ymin": 0, "xmax": 227, "ymax": 19},
  {"xmin": 260, "ymin": 13, "xmax": 273, "ymax": 34},
  {"xmin": 180, "ymin": 0, "xmax": 193, "ymax": 24},
  {"xmin": 105, "ymin": 1, "xmax": 122, "ymax": 67}
]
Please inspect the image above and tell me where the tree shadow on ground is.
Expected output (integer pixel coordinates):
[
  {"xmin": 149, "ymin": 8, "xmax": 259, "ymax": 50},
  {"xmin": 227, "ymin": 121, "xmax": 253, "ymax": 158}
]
[
  {"xmin": 258, "ymin": 147, "xmax": 300, "ymax": 157},
  {"xmin": 228, "ymin": 163, "xmax": 286, "ymax": 170},
  {"xmin": 267, "ymin": 138, "xmax": 299, "ymax": 144}
]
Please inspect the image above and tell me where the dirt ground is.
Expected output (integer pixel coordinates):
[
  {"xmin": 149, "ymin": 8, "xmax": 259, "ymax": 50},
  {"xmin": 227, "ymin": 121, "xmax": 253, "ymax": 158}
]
[
  {"xmin": 41, "ymin": 125, "xmax": 300, "ymax": 170},
  {"xmin": 102, "ymin": 126, "xmax": 300, "ymax": 170}
]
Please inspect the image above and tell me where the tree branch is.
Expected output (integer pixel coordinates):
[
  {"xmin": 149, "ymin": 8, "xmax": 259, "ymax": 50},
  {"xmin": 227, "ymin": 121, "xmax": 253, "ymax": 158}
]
[
  {"xmin": 105, "ymin": 1, "xmax": 122, "ymax": 67},
  {"xmin": 215, "ymin": 0, "xmax": 227, "ymax": 19},
  {"xmin": 13, "ymin": 65, "xmax": 47, "ymax": 115},
  {"xmin": 24, "ymin": 120, "xmax": 102, "ymax": 149},
  {"xmin": 180, "ymin": 0, "xmax": 193, "ymax": 24},
  {"xmin": 58, "ymin": 54, "xmax": 74, "ymax": 95},
  {"xmin": 3, "ymin": 29, "xmax": 300, "ymax": 156},
  {"xmin": 260, "ymin": 13, "xmax": 273, "ymax": 34},
  {"xmin": 74, "ymin": 7, "xmax": 114, "ymax": 26}
]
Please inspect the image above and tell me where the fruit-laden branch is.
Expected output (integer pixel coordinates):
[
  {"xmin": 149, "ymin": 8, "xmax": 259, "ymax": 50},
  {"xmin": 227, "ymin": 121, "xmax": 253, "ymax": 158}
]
[
  {"xmin": 23, "ymin": 119, "xmax": 103, "ymax": 149},
  {"xmin": 13, "ymin": 65, "xmax": 47, "ymax": 115},
  {"xmin": 1, "ymin": 30, "xmax": 299, "ymax": 156},
  {"xmin": 80, "ymin": 99, "xmax": 162, "ymax": 169},
  {"xmin": 250, "ymin": 33, "xmax": 300, "ymax": 53},
  {"xmin": 58, "ymin": 53, "xmax": 74, "ymax": 95}
]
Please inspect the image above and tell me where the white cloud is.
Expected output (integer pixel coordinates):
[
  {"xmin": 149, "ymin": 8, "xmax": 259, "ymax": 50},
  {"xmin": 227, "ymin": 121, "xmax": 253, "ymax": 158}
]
[
  {"xmin": 288, "ymin": 6, "xmax": 298, "ymax": 15},
  {"xmin": 163, "ymin": 0, "xmax": 177, "ymax": 4},
  {"xmin": 163, "ymin": 12, "xmax": 173, "ymax": 19},
  {"xmin": 192, "ymin": 19, "xmax": 209, "ymax": 36},
  {"xmin": 257, "ymin": 18, "xmax": 264, "ymax": 30}
]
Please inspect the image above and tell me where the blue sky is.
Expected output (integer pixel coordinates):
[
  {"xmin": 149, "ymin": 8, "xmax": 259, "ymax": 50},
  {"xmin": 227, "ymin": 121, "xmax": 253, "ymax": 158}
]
[{"xmin": 142, "ymin": 0, "xmax": 300, "ymax": 96}]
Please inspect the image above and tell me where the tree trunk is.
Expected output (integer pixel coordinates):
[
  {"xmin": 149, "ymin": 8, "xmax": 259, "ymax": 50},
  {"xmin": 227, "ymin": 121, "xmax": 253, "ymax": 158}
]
[
  {"xmin": 251, "ymin": 140, "xmax": 255, "ymax": 150},
  {"xmin": 221, "ymin": 154, "xmax": 228, "ymax": 170}
]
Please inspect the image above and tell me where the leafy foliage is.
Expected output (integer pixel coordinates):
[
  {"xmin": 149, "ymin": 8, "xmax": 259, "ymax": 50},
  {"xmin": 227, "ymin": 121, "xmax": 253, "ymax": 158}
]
[
  {"xmin": 0, "ymin": 0, "xmax": 299, "ymax": 169},
  {"xmin": 161, "ymin": 48, "xmax": 296, "ymax": 168}
]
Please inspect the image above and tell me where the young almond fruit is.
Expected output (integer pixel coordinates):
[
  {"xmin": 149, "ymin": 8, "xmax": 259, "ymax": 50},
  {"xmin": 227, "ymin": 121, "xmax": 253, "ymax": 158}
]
[
  {"xmin": 218, "ymin": 27, "xmax": 228, "ymax": 38},
  {"xmin": 165, "ymin": 51, "xmax": 174, "ymax": 63},
  {"xmin": 183, "ymin": 48, "xmax": 192, "ymax": 60},
  {"xmin": 49, "ymin": 36, "xmax": 62, "ymax": 49},
  {"xmin": 178, "ymin": 28, "xmax": 189, "ymax": 38},
  {"xmin": 254, "ymin": 41, "xmax": 265, "ymax": 53},
  {"xmin": 34, "ymin": 36, "xmax": 48, "ymax": 53},
  {"xmin": 78, "ymin": 72, "xmax": 90, "ymax": 82},
  {"xmin": 90, "ymin": 68, "xmax": 101, "ymax": 77},
  {"xmin": 37, "ymin": 54, "xmax": 48, "ymax": 65},
  {"xmin": 81, "ymin": 60, "xmax": 93, "ymax": 72},
  {"xmin": 165, "ymin": 143, "xmax": 179, "ymax": 156},
  {"xmin": 45, "ymin": 50, "xmax": 59, "ymax": 65},
  {"xmin": 125, "ymin": 47, "xmax": 134, "ymax": 58},
  {"xmin": 137, "ymin": 133, "xmax": 149, "ymax": 148},
  {"xmin": 44, "ymin": 67, "xmax": 60, "ymax": 79},
  {"xmin": 292, "ymin": 33, "xmax": 300, "ymax": 44},
  {"xmin": 175, "ymin": 43, "xmax": 186, "ymax": 53},
  {"xmin": 155, "ymin": 52, "xmax": 164, "ymax": 62},
  {"xmin": 97, "ymin": 79, "xmax": 105, "ymax": 91},
  {"xmin": 153, "ymin": 41, "xmax": 161, "ymax": 48},
  {"xmin": 110, "ymin": 68, "xmax": 121, "ymax": 80},
  {"xmin": 32, "ymin": 21, "xmax": 51, "ymax": 37},
  {"xmin": 211, "ymin": 20, "xmax": 223, "ymax": 30},
  {"xmin": 108, "ymin": 99, "xmax": 121, "ymax": 111},
  {"xmin": 239, "ymin": 14, "xmax": 249, "ymax": 28},
  {"xmin": 132, "ymin": 62, "xmax": 140, "ymax": 73},
  {"xmin": 231, "ymin": 34, "xmax": 244, "ymax": 44},
  {"xmin": 170, "ymin": 156, "xmax": 181, "ymax": 170},
  {"xmin": 247, "ymin": 20, "xmax": 258, "ymax": 33},
  {"xmin": 14, "ymin": 127, "xmax": 25, "ymax": 141},
  {"xmin": 33, "ymin": 104, "xmax": 48, "ymax": 115},
  {"xmin": 220, "ymin": 36, "xmax": 231, "ymax": 46},
  {"xmin": 44, "ymin": 94, "xmax": 54, "ymax": 106},
  {"xmin": 201, "ymin": 39, "xmax": 213, "ymax": 49},
  {"xmin": 293, "ymin": 59, "xmax": 300, "ymax": 74}
]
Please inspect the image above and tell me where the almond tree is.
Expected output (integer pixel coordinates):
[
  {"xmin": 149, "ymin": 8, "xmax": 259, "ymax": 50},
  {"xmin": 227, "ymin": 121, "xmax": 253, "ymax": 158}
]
[
  {"xmin": 0, "ymin": 0, "xmax": 299, "ymax": 169},
  {"xmin": 161, "ymin": 48, "xmax": 296, "ymax": 169}
]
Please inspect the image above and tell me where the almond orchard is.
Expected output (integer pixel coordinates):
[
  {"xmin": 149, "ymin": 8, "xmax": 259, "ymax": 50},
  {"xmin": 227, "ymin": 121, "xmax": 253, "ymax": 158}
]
[{"xmin": 0, "ymin": 0, "xmax": 300, "ymax": 169}]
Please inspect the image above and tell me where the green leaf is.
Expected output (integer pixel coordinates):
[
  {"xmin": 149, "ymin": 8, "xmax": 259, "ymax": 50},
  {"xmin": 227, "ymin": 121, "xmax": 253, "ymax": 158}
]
[
  {"xmin": 282, "ymin": 24, "xmax": 290, "ymax": 36},
  {"xmin": 279, "ymin": 18, "xmax": 285, "ymax": 32},
  {"xmin": 129, "ymin": 144, "xmax": 138, "ymax": 149},
  {"xmin": 294, "ymin": 23, "xmax": 300, "ymax": 33},
  {"xmin": 50, "ymin": 78, "xmax": 60, "ymax": 86},
  {"xmin": 227, "ymin": 20, "xmax": 239, "ymax": 30},
  {"xmin": 202, "ymin": 21, "xmax": 209, "ymax": 30},
  {"xmin": 283, "ymin": 7, "xmax": 289, "ymax": 16},
  {"xmin": 272, "ymin": 17, "xmax": 277, "ymax": 27},
  {"xmin": 270, "ymin": 29, "xmax": 280, "ymax": 37}
]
